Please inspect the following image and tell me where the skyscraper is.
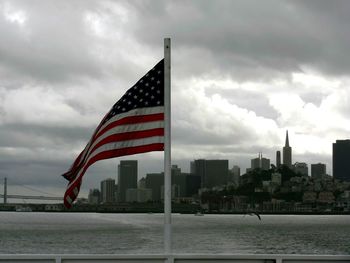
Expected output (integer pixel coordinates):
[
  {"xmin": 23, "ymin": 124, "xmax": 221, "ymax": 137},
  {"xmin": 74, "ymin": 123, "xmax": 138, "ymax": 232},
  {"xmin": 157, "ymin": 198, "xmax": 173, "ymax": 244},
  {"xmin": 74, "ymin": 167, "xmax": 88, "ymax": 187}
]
[
  {"xmin": 283, "ymin": 130, "xmax": 292, "ymax": 168},
  {"xmin": 191, "ymin": 159, "xmax": 228, "ymax": 188},
  {"xmin": 229, "ymin": 165, "xmax": 241, "ymax": 186},
  {"xmin": 186, "ymin": 174, "xmax": 201, "ymax": 197},
  {"xmin": 145, "ymin": 165, "xmax": 194, "ymax": 201},
  {"xmin": 172, "ymin": 166, "xmax": 187, "ymax": 197},
  {"xmin": 100, "ymin": 178, "xmax": 115, "ymax": 203},
  {"xmin": 333, "ymin": 140, "xmax": 350, "ymax": 182},
  {"xmin": 276, "ymin": 150, "xmax": 281, "ymax": 168},
  {"xmin": 145, "ymin": 173, "xmax": 163, "ymax": 201},
  {"xmin": 311, "ymin": 163, "xmax": 326, "ymax": 179},
  {"xmin": 204, "ymin": 160, "xmax": 228, "ymax": 187},
  {"xmin": 118, "ymin": 160, "xmax": 138, "ymax": 202},
  {"xmin": 251, "ymin": 153, "xmax": 270, "ymax": 171}
]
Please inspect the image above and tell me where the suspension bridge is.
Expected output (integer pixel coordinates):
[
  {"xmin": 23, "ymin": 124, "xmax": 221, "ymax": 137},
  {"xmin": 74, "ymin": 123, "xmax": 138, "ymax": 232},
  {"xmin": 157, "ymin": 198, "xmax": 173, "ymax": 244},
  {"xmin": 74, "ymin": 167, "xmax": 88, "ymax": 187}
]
[{"xmin": 1, "ymin": 177, "xmax": 62, "ymax": 203}]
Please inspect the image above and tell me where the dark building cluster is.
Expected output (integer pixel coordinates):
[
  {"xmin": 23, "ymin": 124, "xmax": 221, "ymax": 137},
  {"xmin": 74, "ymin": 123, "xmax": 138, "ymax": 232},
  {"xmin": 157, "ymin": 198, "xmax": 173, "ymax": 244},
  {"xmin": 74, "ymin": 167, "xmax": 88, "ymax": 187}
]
[{"xmin": 88, "ymin": 132, "xmax": 350, "ymax": 213}]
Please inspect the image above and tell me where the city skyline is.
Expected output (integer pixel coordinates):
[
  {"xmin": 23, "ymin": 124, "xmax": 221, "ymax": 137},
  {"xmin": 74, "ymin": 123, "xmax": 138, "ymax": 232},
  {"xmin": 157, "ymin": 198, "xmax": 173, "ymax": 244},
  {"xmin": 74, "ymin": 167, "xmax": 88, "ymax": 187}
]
[
  {"xmin": 0, "ymin": 129, "xmax": 344, "ymax": 199},
  {"xmin": 0, "ymin": 1, "xmax": 350, "ymax": 198}
]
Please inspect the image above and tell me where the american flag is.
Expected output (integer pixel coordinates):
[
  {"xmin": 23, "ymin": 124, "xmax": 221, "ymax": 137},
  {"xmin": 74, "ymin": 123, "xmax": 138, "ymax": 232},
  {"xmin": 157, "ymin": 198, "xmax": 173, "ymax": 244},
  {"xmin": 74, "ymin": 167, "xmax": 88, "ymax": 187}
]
[{"xmin": 62, "ymin": 59, "xmax": 164, "ymax": 208}]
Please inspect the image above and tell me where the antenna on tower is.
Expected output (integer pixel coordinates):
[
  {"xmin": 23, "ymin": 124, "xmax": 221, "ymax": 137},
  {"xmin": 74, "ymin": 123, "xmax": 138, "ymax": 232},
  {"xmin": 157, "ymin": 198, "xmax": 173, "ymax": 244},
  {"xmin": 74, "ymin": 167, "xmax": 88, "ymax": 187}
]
[{"xmin": 285, "ymin": 130, "xmax": 290, "ymax": 147}]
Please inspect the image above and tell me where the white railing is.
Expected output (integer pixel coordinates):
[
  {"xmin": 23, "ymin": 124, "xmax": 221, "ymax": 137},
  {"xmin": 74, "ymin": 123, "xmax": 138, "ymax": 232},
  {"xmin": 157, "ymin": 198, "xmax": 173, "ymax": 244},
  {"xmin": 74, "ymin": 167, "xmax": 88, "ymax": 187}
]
[{"xmin": 0, "ymin": 254, "xmax": 350, "ymax": 263}]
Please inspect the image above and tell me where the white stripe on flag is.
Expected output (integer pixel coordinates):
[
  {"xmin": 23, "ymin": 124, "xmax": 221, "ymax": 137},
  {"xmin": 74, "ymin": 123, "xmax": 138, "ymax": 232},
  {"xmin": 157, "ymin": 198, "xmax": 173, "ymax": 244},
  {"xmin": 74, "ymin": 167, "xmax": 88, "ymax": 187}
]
[
  {"xmin": 89, "ymin": 136, "xmax": 164, "ymax": 159},
  {"xmin": 97, "ymin": 106, "xmax": 164, "ymax": 135},
  {"xmin": 67, "ymin": 136, "xmax": 164, "ymax": 189},
  {"xmin": 71, "ymin": 106, "xmax": 164, "ymax": 172},
  {"xmin": 86, "ymin": 120, "xmax": 164, "ymax": 157}
]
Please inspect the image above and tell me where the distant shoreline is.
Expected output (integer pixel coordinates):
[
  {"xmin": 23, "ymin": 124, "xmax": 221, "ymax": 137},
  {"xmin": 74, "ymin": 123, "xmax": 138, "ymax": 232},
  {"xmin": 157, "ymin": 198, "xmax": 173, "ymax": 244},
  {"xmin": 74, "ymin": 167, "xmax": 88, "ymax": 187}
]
[
  {"xmin": 1, "ymin": 203, "xmax": 349, "ymax": 215},
  {"xmin": 1, "ymin": 210, "xmax": 349, "ymax": 215}
]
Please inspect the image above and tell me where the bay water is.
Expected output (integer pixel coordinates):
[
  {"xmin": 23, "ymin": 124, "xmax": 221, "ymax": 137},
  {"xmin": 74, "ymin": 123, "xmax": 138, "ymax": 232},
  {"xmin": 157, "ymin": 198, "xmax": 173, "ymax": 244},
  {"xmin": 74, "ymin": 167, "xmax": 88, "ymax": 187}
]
[{"xmin": 0, "ymin": 212, "xmax": 349, "ymax": 254}]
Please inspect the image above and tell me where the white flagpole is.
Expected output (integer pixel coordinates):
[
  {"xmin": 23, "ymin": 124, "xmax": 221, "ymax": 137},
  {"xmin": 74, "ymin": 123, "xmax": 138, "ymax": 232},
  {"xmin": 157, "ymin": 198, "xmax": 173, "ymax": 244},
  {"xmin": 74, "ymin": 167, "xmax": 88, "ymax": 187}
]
[{"xmin": 164, "ymin": 38, "xmax": 172, "ymax": 254}]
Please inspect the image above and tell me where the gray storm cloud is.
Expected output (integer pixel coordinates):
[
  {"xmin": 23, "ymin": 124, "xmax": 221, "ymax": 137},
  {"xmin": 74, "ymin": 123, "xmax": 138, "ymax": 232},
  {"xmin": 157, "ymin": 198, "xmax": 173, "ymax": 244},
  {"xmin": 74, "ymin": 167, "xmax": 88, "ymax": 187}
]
[{"xmin": 0, "ymin": 0, "xmax": 349, "ymax": 195}]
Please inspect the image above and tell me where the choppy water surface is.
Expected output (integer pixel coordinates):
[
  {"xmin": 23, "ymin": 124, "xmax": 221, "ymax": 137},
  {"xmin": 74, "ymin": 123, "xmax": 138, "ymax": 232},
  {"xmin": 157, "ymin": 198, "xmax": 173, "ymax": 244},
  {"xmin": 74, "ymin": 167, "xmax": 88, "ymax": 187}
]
[{"xmin": 0, "ymin": 212, "xmax": 349, "ymax": 254}]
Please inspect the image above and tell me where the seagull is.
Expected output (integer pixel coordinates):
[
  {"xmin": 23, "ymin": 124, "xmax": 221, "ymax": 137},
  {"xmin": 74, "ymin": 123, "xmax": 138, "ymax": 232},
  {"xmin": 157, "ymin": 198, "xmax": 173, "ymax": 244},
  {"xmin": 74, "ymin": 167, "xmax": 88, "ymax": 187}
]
[{"xmin": 244, "ymin": 211, "xmax": 262, "ymax": 220}]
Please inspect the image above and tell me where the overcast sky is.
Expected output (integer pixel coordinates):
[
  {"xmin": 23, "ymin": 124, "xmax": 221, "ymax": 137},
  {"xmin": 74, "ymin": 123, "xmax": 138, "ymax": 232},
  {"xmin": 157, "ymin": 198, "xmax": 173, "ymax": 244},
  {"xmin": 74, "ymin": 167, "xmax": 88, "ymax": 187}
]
[{"xmin": 1, "ymin": 0, "xmax": 349, "ymax": 198}]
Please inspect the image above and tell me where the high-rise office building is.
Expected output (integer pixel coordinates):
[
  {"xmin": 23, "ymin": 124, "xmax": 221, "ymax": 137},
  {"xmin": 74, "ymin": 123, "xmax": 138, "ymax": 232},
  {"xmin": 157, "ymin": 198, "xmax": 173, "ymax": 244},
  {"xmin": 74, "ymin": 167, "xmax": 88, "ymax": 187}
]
[
  {"xmin": 186, "ymin": 174, "xmax": 201, "ymax": 197},
  {"xmin": 100, "ymin": 178, "xmax": 115, "ymax": 203},
  {"xmin": 191, "ymin": 159, "xmax": 228, "ymax": 188},
  {"xmin": 145, "ymin": 165, "xmax": 192, "ymax": 201},
  {"xmin": 145, "ymin": 173, "xmax": 163, "ymax": 201},
  {"xmin": 333, "ymin": 140, "xmax": 350, "ymax": 182},
  {"xmin": 276, "ymin": 151, "xmax": 281, "ymax": 168},
  {"xmin": 118, "ymin": 160, "xmax": 138, "ymax": 202},
  {"xmin": 251, "ymin": 153, "xmax": 270, "ymax": 171},
  {"xmin": 283, "ymin": 130, "xmax": 292, "ymax": 168},
  {"xmin": 229, "ymin": 165, "xmax": 241, "ymax": 186},
  {"xmin": 311, "ymin": 163, "xmax": 326, "ymax": 179},
  {"xmin": 162, "ymin": 165, "xmax": 187, "ymax": 198},
  {"xmin": 232, "ymin": 165, "xmax": 241, "ymax": 177}
]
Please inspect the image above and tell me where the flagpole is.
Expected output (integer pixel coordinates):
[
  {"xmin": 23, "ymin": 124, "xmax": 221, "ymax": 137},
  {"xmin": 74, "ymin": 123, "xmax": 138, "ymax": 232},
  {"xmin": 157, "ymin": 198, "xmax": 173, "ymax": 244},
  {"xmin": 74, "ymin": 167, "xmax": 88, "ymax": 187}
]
[{"xmin": 164, "ymin": 38, "xmax": 172, "ymax": 255}]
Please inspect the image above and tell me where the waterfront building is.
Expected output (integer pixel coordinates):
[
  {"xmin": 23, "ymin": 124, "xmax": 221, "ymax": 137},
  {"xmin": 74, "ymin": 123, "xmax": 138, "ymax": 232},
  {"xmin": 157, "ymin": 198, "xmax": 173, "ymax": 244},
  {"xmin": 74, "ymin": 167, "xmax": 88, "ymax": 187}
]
[
  {"xmin": 44, "ymin": 204, "xmax": 61, "ymax": 211},
  {"xmin": 173, "ymin": 173, "xmax": 187, "ymax": 197},
  {"xmin": 251, "ymin": 153, "xmax": 270, "ymax": 171},
  {"xmin": 333, "ymin": 139, "xmax": 350, "ymax": 182},
  {"xmin": 161, "ymin": 184, "xmax": 181, "ymax": 199},
  {"xmin": 276, "ymin": 150, "xmax": 281, "ymax": 168},
  {"xmin": 88, "ymin": 188, "xmax": 100, "ymax": 204},
  {"xmin": 303, "ymin": 192, "xmax": 317, "ymax": 203},
  {"xmin": 191, "ymin": 159, "xmax": 228, "ymax": 188},
  {"xmin": 283, "ymin": 130, "xmax": 292, "ymax": 168},
  {"xmin": 126, "ymin": 188, "xmax": 152, "ymax": 202},
  {"xmin": 126, "ymin": 188, "xmax": 138, "ymax": 202},
  {"xmin": 271, "ymin": 172, "xmax": 282, "ymax": 185},
  {"xmin": 138, "ymin": 188, "xmax": 152, "ymax": 202},
  {"xmin": 311, "ymin": 163, "xmax": 326, "ymax": 179},
  {"xmin": 100, "ymin": 178, "xmax": 116, "ymax": 203},
  {"xmin": 145, "ymin": 165, "xmax": 194, "ymax": 201},
  {"xmin": 146, "ymin": 173, "xmax": 163, "ymax": 201},
  {"xmin": 186, "ymin": 174, "xmax": 201, "ymax": 197},
  {"xmin": 293, "ymin": 162, "xmax": 308, "ymax": 176},
  {"xmin": 318, "ymin": 191, "xmax": 335, "ymax": 203},
  {"xmin": 118, "ymin": 160, "xmax": 138, "ymax": 202},
  {"xmin": 168, "ymin": 165, "xmax": 186, "ymax": 197}
]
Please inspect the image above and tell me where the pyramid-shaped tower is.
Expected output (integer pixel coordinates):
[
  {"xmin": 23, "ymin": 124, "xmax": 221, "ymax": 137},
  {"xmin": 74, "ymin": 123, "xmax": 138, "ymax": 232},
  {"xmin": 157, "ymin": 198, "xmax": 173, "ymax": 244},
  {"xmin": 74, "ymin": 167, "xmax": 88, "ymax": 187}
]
[{"xmin": 282, "ymin": 130, "xmax": 292, "ymax": 168}]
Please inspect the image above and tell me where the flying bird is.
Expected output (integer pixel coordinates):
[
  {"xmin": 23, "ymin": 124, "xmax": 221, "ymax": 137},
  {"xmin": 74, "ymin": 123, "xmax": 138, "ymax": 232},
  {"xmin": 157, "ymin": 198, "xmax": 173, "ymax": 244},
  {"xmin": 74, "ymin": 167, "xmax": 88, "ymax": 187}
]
[{"xmin": 244, "ymin": 211, "xmax": 262, "ymax": 220}]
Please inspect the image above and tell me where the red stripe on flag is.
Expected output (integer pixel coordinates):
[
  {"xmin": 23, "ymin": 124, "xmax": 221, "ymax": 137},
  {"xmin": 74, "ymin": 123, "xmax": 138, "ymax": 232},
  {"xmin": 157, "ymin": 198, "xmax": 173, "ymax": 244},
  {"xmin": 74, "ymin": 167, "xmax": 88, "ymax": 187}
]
[
  {"xmin": 63, "ymin": 143, "xmax": 164, "ymax": 208},
  {"xmin": 94, "ymin": 113, "xmax": 164, "ymax": 139},
  {"xmin": 62, "ymin": 59, "xmax": 165, "ymax": 208},
  {"xmin": 62, "ymin": 150, "xmax": 85, "ymax": 181},
  {"xmin": 62, "ymin": 114, "xmax": 164, "ymax": 182},
  {"xmin": 89, "ymin": 128, "xmax": 164, "ymax": 155}
]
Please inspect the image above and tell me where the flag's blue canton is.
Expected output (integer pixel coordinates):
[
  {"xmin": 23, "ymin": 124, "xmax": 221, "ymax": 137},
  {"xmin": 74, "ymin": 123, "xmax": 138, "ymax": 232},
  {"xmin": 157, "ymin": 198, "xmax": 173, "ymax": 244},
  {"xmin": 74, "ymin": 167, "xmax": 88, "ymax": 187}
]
[{"xmin": 104, "ymin": 59, "xmax": 164, "ymax": 124}]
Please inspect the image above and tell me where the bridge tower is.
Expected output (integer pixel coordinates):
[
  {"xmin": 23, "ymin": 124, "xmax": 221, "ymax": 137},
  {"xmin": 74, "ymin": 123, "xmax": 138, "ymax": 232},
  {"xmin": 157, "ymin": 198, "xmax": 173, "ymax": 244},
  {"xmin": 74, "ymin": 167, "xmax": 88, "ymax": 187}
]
[{"xmin": 3, "ymin": 177, "xmax": 7, "ymax": 204}]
